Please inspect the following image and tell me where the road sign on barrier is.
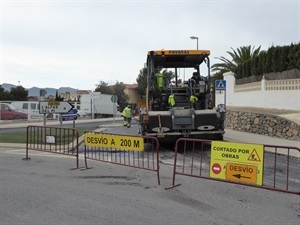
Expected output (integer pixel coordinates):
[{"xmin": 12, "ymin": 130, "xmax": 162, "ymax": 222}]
[
  {"xmin": 226, "ymin": 163, "xmax": 257, "ymax": 184},
  {"xmin": 84, "ymin": 133, "xmax": 144, "ymax": 151},
  {"xmin": 211, "ymin": 163, "xmax": 222, "ymax": 175},
  {"xmin": 210, "ymin": 141, "xmax": 264, "ymax": 185}
]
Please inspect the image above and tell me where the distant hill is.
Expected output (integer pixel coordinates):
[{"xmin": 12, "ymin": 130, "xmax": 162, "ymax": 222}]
[
  {"xmin": 1, "ymin": 83, "xmax": 77, "ymax": 97},
  {"xmin": 1, "ymin": 83, "xmax": 15, "ymax": 91}
]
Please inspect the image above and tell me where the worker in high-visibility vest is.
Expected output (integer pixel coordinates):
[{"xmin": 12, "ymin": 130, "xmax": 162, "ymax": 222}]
[
  {"xmin": 190, "ymin": 95, "xmax": 198, "ymax": 103},
  {"xmin": 156, "ymin": 72, "xmax": 163, "ymax": 91},
  {"xmin": 190, "ymin": 95, "xmax": 198, "ymax": 109},
  {"xmin": 168, "ymin": 94, "xmax": 175, "ymax": 107},
  {"xmin": 122, "ymin": 105, "xmax": 132, "ymax": 128}
]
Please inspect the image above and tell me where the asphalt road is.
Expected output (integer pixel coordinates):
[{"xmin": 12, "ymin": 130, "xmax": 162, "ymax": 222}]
[
  {"xmin": 1, "ymin": 118, "xmax": 299, "ymax": 225},
  {"xmin": 1, "ymin": 146, "xmax": 299, "ymax": 225}
]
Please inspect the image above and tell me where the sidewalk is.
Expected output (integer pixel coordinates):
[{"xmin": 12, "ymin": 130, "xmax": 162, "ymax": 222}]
[
  {"xmin": 225, "ymin": 129, "xmax": 300, "ymax": 148},
  {"xmin": 224, "ymin": 129, "xmax": 300, "ymax": 158}
]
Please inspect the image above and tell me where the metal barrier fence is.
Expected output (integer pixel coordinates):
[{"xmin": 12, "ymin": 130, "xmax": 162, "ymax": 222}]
[
  {"xmin": 84, "ymin": 131, "xmax": 160, "ymax": 185},
  {"xmin": 25, "ymin": 125, "xmax": 79, "ymax": 168},
  {"xmin": 169, "ymin": 138, "xmax": 300, "ymax": 195}
]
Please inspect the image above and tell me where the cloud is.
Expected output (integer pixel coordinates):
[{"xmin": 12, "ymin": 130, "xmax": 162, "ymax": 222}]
[{"xmin": 1, "ymin": 0, "xmax": 299, "ymax": 89}]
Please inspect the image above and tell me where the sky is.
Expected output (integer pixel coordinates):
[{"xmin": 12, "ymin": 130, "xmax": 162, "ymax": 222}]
[{"xmin": 1, "ymin": 0, "xmax": 299, "ymax": 90}]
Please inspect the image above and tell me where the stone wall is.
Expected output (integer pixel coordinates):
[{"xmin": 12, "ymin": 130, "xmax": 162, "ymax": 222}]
[{"xmin": 226, "ymin": 110, "xmax": 300, "ymax": 141}]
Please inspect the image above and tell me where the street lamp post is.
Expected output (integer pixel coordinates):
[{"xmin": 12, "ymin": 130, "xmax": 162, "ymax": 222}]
[{"xmin": 190, "ymin": 36, "xmax": 198, "ymax": 50}]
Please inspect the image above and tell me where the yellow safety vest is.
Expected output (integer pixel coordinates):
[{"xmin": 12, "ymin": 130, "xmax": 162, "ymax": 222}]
[
  {"xmin": 122, "ymin": 107, "xmax": 131, "ymax": 118},
  {"xmin": 190, "ymin": 95, "xmax": 198, "ymax": 103},
  {"xmin": 168, "ymin": 94, "xmax": 175, "ymax": 106},
  {"xmin": 156, "ymin": 73, "xmax": 163, "ymax": 91}
]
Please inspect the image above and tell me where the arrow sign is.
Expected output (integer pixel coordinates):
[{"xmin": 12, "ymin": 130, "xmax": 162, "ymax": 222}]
[
  {"xmin": 232, "ymin": 174, "xmax": 251, "ymax": 179},
  {"xmin": 226, "ymin": 163, "xmax": 257, "ymax": 184},
  {"xmin": 39, "ymin": 101, "xmax": 74, "ymax": 114}
]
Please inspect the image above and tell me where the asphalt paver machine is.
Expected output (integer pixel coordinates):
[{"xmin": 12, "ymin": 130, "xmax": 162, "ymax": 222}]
[{"xmin": 139, "ymin": 49, "xmax": 226, "ymax": 142}]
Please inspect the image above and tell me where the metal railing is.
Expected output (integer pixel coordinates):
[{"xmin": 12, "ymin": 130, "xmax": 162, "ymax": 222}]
[
  {"xmin": 168, "ymin": 138, "xmax": 299, "ymax": 195},
  {"xmin": 25, "ymin": 125, "xmax": 79, "ymax": 169},
  {"xmin": 84, "ymin": 131, "xmax": 160, "ymax": 185}
]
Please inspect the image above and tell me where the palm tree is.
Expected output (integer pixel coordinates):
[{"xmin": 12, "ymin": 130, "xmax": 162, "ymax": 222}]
[{"xmin": 212, "ymin": 45, "xmax": 262, "ymax": 76}]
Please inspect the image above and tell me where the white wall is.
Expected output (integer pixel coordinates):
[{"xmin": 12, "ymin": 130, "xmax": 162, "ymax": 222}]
[{"xmin": 216, "ymin": 72, "xmax": 300, "ymax": 111}]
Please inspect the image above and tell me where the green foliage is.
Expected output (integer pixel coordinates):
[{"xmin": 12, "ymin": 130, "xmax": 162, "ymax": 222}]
[
  {"xmin": 212, "ymin": 45, "xmax": 262, "ymax": 77},
  {"xmin": 55, "ymin": 91, "xmax": 64, "ymax": 101},
  {"xmin": 94, "ymin": 80, "xmax": 129, "ymax": 110},
  {"xmin": 0, "ymin": 86, "xmax": 13, "ymax": 100},
  {"xmin": 288, "ymin": 43, "xmax": 300, "ymax": 69},
  {"xmin": 111, "ymin": 81, "xmax": 129, "ymax": 110},
  {"xmin": 136, "ymin": 67, "xmax": 147, "ymax": 99},
  {"xmin": 135, "ymin": 68, "xmax": 175, "ymax": 101},
  {"xmin": 6, "ymin": 86, "xmax": 28, "ymax": 100},
  {"xmin": 95, "ymin": 81, "xmax": 114, "ymax": 94},
  {"xmin": 212, "ymin": 43, "xmax": 300, "ymax": 79}
]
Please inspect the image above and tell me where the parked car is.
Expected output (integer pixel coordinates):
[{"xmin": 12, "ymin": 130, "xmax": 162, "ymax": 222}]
[{"xmin": 0, "ymin": 103, "xmax": 28, "ymax": 120}]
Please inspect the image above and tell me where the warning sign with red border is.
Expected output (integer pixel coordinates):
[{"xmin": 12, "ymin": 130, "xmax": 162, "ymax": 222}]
[{"xmin": 210, "ymin": 141, "xmax": 264, "ymax": 185}]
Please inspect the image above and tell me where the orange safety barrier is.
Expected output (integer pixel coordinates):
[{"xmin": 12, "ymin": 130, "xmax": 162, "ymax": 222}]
[
  {"xmin": 83, "ymin": 131, "xmax": 160, "ymax": 185},
  {"xmin": 168, "ymin": 138, "xmax": 299, "ymax": 195},
  {"xmin": 24, "ymin": 125, "xmax": 79, "ymax": 169}
]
